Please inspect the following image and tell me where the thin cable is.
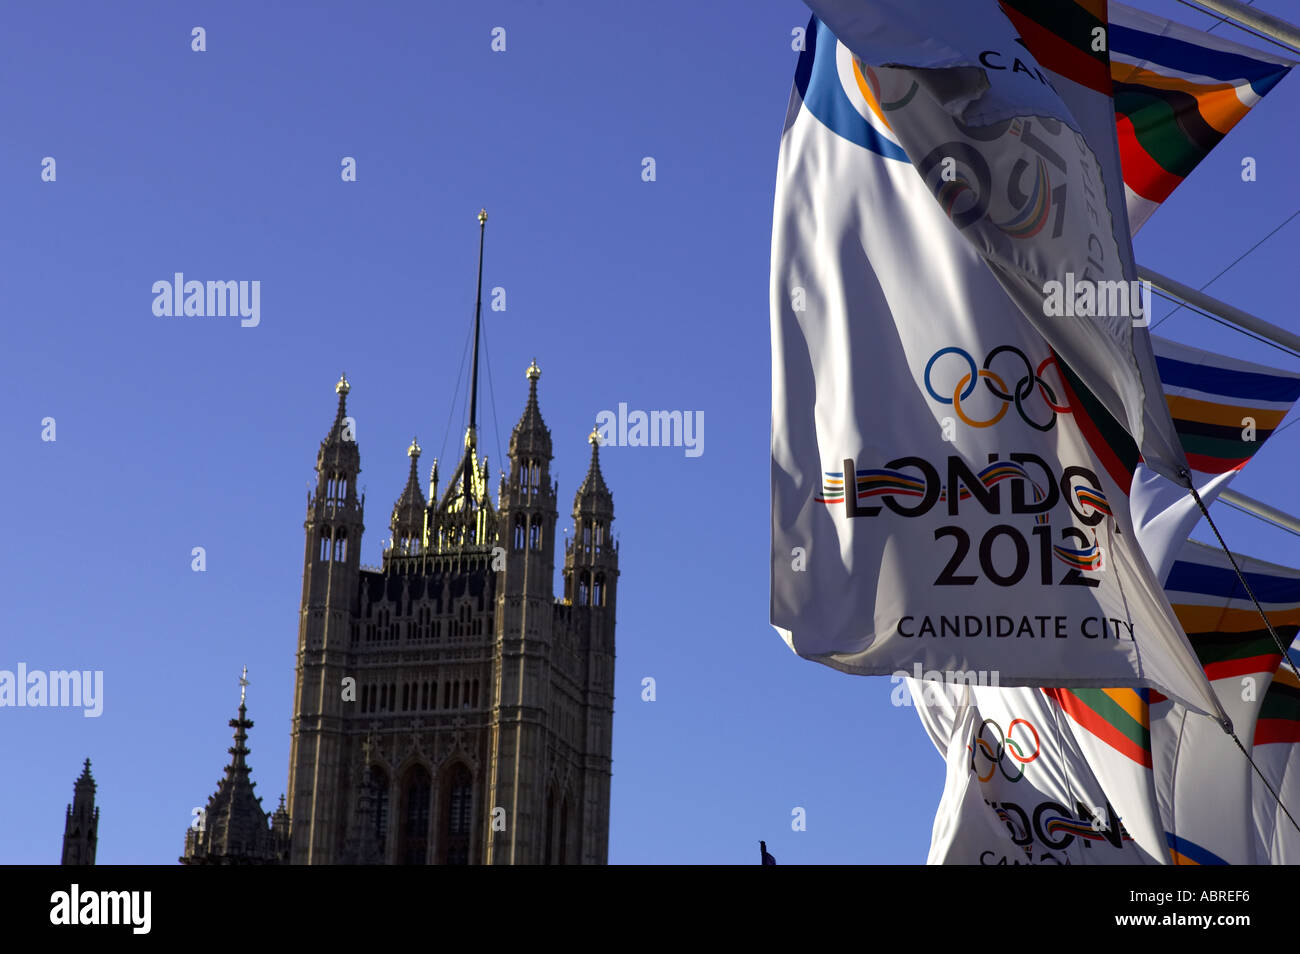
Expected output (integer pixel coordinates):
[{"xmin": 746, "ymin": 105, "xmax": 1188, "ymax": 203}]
[
  {"xmin": 1148, "ymin": 288, "xmax": 1300, "ymax": 361},
  {"xmin": 1271, "ymin": 415, "xmax": 1300, "ymax": 437},
  {"xmin": 479, "ymin": 310, "xmax": 505, "ymax": 480},
  {"xmin": 1150, "ymin": 209, "xmax": 1300, "ymax": 331},
  {"xmin": 1228, "ymin": 729, "xmax": 1300, "ymax": 837},
  {"xmin": 1173, "ymin": 0, "xmax": 1299, "ymax": 54},
  {"xmin": 438, "ymin": 317, "xmax": 475, "ymax": 468},
  {"xmin": 1203, "ymin": 0, "xmax": 1254, "ymax": 34},
  {"xmin": 1189, "ymin": 482, "xmax": 1300, "ymax": 684}
]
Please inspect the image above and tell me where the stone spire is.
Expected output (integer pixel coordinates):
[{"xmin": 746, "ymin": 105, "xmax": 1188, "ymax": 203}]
[
  {"xmin": 319, "ymin": 373, "xmax": 360, "ymax": 478},
  {"xmin": 509, "ymin": 359, "xmax": 552, "ymax": 462},
  {"xmin": 390, "ymin": 438, "xmax": 427, "ymax": 554},
  {"xmin": 564, "ymin": 428, "xmax": 617, "ymax": 609},
  {"xmin": 181, "ymin": 670, "xmax": 288, "ymax": 865},
  {"xmin": 575, "ymin": 427, "xmax": 613, "ymax": 513},
  {"xmin": 60, "ymin": 758, "xmax": 99, "ymax": 865}
]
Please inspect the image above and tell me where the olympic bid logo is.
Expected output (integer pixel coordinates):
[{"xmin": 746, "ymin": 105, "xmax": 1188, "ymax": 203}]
[
  {"xmin": 924, "ymin": 346, "xmax": 1072, "ymax": 431},
  {"xmin": 968, "ymin": 717, "xmax": 1041, "ymax": 783}
]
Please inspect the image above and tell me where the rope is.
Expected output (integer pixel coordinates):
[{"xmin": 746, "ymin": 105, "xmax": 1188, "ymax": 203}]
[{"xmin": 1228, "ymin": 729, "xmax": 1300, "ymax": 838}]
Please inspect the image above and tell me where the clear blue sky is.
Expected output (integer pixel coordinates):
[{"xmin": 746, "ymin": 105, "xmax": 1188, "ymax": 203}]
[{"xmin": 3, "ymin": 0, "xmax": 1297, "ymax": 864}]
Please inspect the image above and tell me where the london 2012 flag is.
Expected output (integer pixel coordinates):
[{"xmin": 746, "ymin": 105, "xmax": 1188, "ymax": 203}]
[
  {"xmin": 911, "ymin": 342, "xmax": 1300, "ymax": 864},
  {"xmin": 800, "ymin": 0, "xmax": 1187, "ymax": 484},
  {"xmin": 915, "ymin": 680, "xmax": 1167, "ymax": 864},
  {"xmin": 770, "ymin": 15, "xmax": 1220, "ymax": 716}
]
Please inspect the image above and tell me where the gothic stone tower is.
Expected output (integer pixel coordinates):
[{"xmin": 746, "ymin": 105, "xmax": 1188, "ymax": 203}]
[
  {"xmin": 286, "ymin": 212, "xmax": 618, "ymax": 864},
  {"xmin": 61, "ymin": 758, "xmax": 98, "ymax": 865}
]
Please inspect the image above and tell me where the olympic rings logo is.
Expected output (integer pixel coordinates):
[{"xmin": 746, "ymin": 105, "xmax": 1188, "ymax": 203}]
[
  {"xmin": 924, "ymin": 346, "xmax": 1072, "ymax": 431},
  {"xmin": 968, "ymin": 717, "xmax": 1041, "ymax": 783}
]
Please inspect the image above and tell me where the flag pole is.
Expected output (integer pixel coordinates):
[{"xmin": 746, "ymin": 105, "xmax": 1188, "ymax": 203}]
[
  {"xmin": 1181, "ymin": 0, "xmax": 1300, "ymax": 54},
  {"xmin": 1138, "ymin": 265, "xmax": 1300, "ymax": 355},
  {"xmin": 1220, "ymin": 488, "xmax": 1300, "ymax": 537}
]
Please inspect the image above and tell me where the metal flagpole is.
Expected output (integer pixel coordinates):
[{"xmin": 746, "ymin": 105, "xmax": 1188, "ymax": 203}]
[
  {"xmin": 1220, "ymin": 488, "xmax": 1300, "ymax": 537},
  {"xmin": 1182, "ymin": 0, "xmax": 1300, "ymax": 53},
  {"xmin": 1138, "ymin": 265, "xmax": 1300, "ymax": 354}
]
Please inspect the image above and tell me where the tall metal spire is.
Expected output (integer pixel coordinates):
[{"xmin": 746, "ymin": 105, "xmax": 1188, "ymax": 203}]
[{"xmin": 464, "ymin": 208, "xmax": 488, "ymax": 502}]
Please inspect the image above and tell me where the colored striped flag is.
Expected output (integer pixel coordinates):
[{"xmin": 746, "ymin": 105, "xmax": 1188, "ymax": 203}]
[
  {"xmin": 1152, "ymin": 543, "xmax": 1300, "ymax": 864},
  {"xmin": 1132, "ymin": 335, "xmax": 1300, "ymax": 584},
  {"xmin": 1252, "ymin": 641, "xmax": 1300, "ymax": 863},
  {"xmin": 1109, "ymin": 2, "xmax": 1293, "ymax": 234}
]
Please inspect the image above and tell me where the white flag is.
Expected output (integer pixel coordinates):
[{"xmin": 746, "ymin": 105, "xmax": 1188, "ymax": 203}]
[
  {"xmin": 801, "ymin": 0, "xmax": 1187, "ymax": 482},
  {"xmin": 771, "ymin": 17, "xmax": 1220, "ymax": 715}
]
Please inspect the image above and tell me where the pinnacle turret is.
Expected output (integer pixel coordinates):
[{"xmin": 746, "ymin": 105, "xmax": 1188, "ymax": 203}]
[
  {"xmin": 509, "ymin": 359, "xmax": 552, "ymax": 461},
  {"xmin": 574, "ymin": 427, "xmax": 613, "ymax": 516},
  {"xmin": 390, "ymin": 438, "xmax": 427, "ymax": 553}
]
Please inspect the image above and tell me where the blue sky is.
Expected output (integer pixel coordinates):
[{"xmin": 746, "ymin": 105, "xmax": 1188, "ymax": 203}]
[{"xmin": 3, "ymin": 0, "xmax": 1297, "ymax": 864}]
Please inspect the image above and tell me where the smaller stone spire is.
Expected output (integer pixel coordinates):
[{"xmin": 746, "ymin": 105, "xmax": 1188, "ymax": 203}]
[
  {"xmin": 391, "ymin": 438, "xmax": 428, "ymax": 551},
  {"xmin": 61, "ymin": 758, "xmax": 99, "ymax": 866},
  {"xmin": 509, "ymin": 359, "xmax": 552, "ymax": 461},
  {"xmin": 576, "ymin": 427, "xmax": 612, "ymax": 507},
  {"xmin": 318, "ymin": 374, "xmax": 361, "ymax": 477},
  {"xmin": 181, "ymin": 670, "xmax": 286, "ymax": 865}
]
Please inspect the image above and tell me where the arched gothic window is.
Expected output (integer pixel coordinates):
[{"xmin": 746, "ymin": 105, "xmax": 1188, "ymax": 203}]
[
  {"xmin": 559, "ymin": 795, "xmax": 570, "ymax": 865},
  {"xmin": 513, "ymin": 514, "xmax": 526, "ymax": 550},
  {"xmin": 441, "ymin": 764, "xmax": 473, "ymax": 865},
  {"xmin": 398, "ymin": 765, "xmax": 432, "ymax": 865},
  {"xmin": 544, "ymin": 787, "xmax": 556, "ymax": 864},
  {"xmin": 370, "ymin": 766, "xmax": 390, "ymax": 853}
]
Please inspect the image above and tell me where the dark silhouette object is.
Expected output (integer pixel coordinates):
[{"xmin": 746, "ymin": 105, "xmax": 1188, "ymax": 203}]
[{"xmin": 760, "ymin": 840, "xmax": 777, "ymax": 865}]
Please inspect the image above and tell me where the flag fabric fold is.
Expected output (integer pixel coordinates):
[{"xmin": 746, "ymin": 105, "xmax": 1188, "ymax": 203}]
[
  {"xmin": 1252, "ymin": 642, "xmax": 1300, "ymax": 863},
  {"xmin": 771, "ymin": 14, "xmax": 1221, "ymax": 716},
  {"xmin": 800, "ymin": 0, "xmax": 1189, "ymax": 482}
]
